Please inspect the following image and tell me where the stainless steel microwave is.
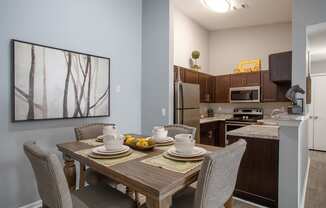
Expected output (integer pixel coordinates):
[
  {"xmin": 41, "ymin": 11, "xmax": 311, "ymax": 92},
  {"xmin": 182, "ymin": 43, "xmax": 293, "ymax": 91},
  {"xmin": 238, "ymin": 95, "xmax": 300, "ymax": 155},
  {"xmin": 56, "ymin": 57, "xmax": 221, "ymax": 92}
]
[{"xmin": 229, "ymin": 86, "xmax": 260, "ymax": 103}]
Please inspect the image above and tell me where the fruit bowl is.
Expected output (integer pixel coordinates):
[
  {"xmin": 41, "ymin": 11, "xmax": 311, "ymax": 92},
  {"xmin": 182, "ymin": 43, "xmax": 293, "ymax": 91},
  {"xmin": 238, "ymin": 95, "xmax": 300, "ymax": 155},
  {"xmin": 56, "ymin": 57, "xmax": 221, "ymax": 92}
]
[{"xmin": 124, "ymin": 135, "xmax": 155, "ymax": 151}]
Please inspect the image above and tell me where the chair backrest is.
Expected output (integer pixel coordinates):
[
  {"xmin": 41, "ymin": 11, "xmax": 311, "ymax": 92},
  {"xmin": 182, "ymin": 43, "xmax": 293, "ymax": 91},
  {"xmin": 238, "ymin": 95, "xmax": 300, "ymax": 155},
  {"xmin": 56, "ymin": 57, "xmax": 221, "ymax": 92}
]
[
  {"xmin": 164, "ymin": 124, "xmax": 196, "ymax": 139},
  {"xmin": 194, "ymin": 139, "xmax": 247, "ymax": 208},
  {"xmin": 24, "ymin": 142, "xmax": 73, "ymax": 208},
  {"xmin": 74, "ymin": 123, "xmax": 115, "ymax": 140}
]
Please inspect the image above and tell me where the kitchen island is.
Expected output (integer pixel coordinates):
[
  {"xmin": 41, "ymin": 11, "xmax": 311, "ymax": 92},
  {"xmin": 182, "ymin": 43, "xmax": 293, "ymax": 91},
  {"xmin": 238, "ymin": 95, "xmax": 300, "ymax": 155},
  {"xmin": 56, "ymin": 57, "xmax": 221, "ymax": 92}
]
[
  {"xmin": 227, "ymin": 115, "xmax": 309, "ymax": 208},
  {"xmin": 227, "ymin": 125, "xmax": 280, "ymax": 208}
]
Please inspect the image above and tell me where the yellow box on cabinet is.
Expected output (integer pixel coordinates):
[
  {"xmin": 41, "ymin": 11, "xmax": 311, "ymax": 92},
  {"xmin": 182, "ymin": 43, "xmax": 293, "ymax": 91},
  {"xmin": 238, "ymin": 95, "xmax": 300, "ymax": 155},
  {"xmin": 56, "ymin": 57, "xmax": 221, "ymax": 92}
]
[{"xmin": 234, "ymin": 59, "xmax": 261, "ymax": 73}]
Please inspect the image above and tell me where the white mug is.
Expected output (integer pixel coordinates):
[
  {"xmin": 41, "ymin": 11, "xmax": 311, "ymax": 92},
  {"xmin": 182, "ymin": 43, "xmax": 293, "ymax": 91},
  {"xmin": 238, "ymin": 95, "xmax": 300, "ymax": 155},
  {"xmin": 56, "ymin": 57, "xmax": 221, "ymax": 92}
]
[
  {"xmin": 174, "ymin": 134, "xmax": 195, "ymax": 154},
  {"xmin": 174, "ymin": 134, "xmax": 193, "ymax": 143},
  {"xmin": 174, "ymin": 140, "xmax": 195, "ymax": 155},
  {"xmin": 152, "ymin": 126, "xmax": 168, "ymax": 141},
  {"xmin": 103, "ymin": 134, "xmax": 124, "ymax": 150},
  {"xmin": 103, "ymin": 125, "xmax": 117, "ymax": 136}
]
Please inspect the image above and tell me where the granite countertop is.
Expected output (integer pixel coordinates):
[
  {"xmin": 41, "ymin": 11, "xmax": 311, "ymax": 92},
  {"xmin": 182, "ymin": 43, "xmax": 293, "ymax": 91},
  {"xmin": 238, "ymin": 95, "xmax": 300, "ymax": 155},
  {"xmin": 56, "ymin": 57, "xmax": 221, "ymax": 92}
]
[
  {"xmin": 227, "ymin": 125, "xmax": 279, "ymax": 140},
  {"xmin": 258, "ymin": 114, "xmax": 309, "ymax": 127},
  {"xmin": 200, "ymin": 114, "xmax": 233, "ymax": 124}
]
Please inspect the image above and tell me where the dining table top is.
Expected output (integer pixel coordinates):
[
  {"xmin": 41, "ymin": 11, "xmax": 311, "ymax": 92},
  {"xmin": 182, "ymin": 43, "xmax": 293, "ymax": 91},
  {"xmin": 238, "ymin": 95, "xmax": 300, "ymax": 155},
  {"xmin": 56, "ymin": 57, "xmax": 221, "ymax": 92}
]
[{"xmin": 56, "ymin": 136, "xmax": 222, "ymax": 208}]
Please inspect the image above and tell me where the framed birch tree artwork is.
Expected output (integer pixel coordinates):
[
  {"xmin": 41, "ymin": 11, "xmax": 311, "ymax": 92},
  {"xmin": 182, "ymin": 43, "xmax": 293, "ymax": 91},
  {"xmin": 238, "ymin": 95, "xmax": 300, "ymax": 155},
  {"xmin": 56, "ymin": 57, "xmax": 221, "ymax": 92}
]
[{"xmin": 12, "ymin": 40, "xmax": 110, "ymax": 122}]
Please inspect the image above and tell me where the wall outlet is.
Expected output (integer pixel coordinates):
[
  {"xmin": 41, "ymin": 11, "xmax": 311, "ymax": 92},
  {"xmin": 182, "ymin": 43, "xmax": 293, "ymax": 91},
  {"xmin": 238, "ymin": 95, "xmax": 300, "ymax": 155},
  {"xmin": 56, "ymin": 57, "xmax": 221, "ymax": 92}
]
[
  {"xmin": 218, "ymin": 106, "xmax": 222, "ymax": 112},
  {"xmin": 161, "ymin": 108, "xmax": 166, "ymax": 117}
]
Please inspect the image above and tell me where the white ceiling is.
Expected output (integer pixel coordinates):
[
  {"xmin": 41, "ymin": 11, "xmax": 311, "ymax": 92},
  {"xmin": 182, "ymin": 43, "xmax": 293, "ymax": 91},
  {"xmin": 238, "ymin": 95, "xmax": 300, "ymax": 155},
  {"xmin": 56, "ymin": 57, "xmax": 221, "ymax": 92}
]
[{"xmin": 173, "ymin": 0, "xmax": 292, "ymax": 31}]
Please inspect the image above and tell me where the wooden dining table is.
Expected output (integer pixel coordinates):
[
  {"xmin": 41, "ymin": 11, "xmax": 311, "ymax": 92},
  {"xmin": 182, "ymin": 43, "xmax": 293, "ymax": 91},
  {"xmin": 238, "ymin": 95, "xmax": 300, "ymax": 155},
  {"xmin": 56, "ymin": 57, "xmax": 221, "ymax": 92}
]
[{"xmin": 57, "ymin": 137, "xmax": 233, "ymax": 208}]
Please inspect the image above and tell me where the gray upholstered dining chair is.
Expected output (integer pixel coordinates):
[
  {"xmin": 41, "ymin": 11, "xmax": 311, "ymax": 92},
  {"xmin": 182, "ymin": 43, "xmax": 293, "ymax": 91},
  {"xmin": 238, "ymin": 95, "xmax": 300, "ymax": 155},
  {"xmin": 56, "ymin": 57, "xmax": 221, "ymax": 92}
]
[
  {"xmin": 171, "ymin": 139, "xmax": 247, "ymax": 208},
  {"xmin": 164, "ymin": 124, "xmax": 196, "ymax": 139},
  {"xmin": 74, "ymin": 123, "xmax": 115, "ymax": 188},
  {"xmin": 23, "ymin": 141, "xmax": 136, "ymax": 208}
]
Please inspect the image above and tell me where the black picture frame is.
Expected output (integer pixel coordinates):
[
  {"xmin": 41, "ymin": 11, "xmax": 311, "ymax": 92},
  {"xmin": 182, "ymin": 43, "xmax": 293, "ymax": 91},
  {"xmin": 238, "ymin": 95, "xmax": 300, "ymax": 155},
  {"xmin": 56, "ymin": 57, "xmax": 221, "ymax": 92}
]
[{"xmin": 12, "ymin": 39, "xmax": 110, "ymax": 122}]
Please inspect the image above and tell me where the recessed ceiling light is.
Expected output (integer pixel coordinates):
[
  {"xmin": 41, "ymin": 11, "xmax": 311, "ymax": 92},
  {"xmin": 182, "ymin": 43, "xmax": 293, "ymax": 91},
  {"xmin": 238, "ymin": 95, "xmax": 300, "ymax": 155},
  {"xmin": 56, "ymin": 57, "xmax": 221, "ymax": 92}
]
[{"xmin": 201, "ymin": 0, "xmax": 231, "ymax": 13}]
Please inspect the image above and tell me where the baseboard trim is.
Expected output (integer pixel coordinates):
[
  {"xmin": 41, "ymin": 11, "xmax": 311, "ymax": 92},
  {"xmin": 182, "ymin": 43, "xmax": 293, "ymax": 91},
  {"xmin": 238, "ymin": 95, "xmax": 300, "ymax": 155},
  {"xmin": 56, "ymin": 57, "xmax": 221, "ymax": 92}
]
[
  {"xmin": 300, "ymin": 157, "xmax": 310, "ymax": 208},
  {"xmin": 19, "ymin": 200, "xmax": 42, "ymax": 208},
  {"xmin": 233, "ymin": 196, "xmax": 268, "ymax": 208}
]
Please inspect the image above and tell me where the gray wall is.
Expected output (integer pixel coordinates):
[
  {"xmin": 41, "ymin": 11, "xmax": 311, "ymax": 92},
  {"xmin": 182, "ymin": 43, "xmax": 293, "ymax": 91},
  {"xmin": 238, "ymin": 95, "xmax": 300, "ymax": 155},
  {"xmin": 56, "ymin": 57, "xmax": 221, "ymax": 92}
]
[
  {"xmin": 142, "ymin": 0, "xmax": 173, "ymax": 135},
  {"xmin": 0, "ymin": 0, "xmax": 142, "ymax": 207}
]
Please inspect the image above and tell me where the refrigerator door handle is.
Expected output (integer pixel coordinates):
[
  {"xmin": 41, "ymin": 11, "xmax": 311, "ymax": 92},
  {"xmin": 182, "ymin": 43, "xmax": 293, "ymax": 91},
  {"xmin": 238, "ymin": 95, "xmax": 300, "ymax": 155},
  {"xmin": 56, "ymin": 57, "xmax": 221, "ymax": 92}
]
[{"xmin": 180, "ymin": 83, "xmax": 184, "ymax": 124}]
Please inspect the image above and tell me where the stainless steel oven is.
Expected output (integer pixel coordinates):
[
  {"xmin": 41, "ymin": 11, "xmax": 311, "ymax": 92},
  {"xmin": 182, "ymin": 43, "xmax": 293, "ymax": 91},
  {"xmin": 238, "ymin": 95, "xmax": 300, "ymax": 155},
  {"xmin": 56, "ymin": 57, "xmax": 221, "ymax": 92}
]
[
  {"xmin": 224, "ymin": 108, "xmax": 263, "ymax": 145},
  {"xmin": 229, "ymin": 86, "xmax": 260, "ymax": 103}
]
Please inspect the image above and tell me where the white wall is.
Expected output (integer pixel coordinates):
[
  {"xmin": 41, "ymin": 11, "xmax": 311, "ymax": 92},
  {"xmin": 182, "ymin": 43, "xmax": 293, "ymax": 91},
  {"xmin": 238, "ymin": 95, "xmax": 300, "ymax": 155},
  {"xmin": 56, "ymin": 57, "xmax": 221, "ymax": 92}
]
[
  {"xmin": 311, "ymin": 60, "xmax": 326, "ymax": 74},
  {"xmin": 173, "ymin": 7, "xmax": 209, "ymax": 73},
  {"xmin": 209, "ymin": 23, "xmax": 292, "ymax": 75}
]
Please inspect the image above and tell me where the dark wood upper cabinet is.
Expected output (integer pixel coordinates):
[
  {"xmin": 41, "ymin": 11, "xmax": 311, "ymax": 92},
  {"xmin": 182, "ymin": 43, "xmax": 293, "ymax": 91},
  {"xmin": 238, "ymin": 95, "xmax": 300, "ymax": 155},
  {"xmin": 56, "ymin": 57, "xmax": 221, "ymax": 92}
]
[
  {"xmin": 198, "ymin": 72, "xmax": 210, "ymax": 103},
  {"xmin": 269, "ymin": 51, "xmax": 292, "ymax": 82},
  {"xmin": 230, "ymin": 72, "xmax": 260, "ymax": 88},
  {"xmin": 230, "ymin": 73, "xmax": 247, "ymax": 87},
  {"xmin": 246, "ymin": 72, "xmax": 261, "ymax": 86},
  {"xmin": 261, "ymin": 70, "xmax": 278, "ymax": 102},
  {"xmin": 198, "ymin": 72, "xmax": 215, "ymax": 103},
  {"xmin": 183, "ymin": 69, "xmax": 198, "ymax": 84},
  {"xmin": 215, "ymin": 75, "xmax": 230, "ymax": 103},
  {"xmin": 261, "ymin": 70, "xmax": 291, "ymax": 102}
]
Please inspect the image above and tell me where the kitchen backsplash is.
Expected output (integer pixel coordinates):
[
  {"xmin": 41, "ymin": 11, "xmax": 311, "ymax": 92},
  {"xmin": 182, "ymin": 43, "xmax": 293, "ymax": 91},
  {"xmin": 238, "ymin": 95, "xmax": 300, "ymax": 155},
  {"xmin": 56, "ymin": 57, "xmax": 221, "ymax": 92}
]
[{"xmin": 200, "ymin": 102, "xmax": 290, "ymax": 117}]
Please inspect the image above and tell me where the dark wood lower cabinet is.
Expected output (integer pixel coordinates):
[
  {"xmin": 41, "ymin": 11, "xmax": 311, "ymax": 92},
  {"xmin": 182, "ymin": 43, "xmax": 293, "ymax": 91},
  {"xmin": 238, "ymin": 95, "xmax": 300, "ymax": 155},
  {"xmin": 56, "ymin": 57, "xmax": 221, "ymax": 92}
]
[
  {"xmin": 200, "ymin": 122, "xmax": 216, "ymax": 146},
  {"xmin": 200, "ymin": 121, "xmax": 226, "ymax": 147},
  {"xmin": 228, "ymin": 136, "xmax": 279, "ymax": 208}
]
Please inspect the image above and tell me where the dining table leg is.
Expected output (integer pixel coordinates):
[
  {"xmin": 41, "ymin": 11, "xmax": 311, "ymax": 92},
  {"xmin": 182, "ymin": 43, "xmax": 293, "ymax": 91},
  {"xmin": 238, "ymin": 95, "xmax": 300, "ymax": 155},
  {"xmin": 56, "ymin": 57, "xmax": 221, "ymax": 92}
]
[
  {"xmin": 146, "ymin": 195, "xmax": 172, "ymax": 208},
  {"xmin": 79, "ymin": 163, "xmax": 86, "ymax": 189},
  {"xmin": 62, "ymin": 154, "xmax": 76, "ymax": 191}
]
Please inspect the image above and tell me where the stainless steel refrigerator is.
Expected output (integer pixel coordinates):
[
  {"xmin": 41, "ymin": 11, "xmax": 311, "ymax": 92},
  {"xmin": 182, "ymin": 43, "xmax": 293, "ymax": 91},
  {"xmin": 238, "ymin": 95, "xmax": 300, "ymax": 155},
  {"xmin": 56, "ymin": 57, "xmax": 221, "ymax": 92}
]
[{"xmin": 174, "ymin": 82, "xmax": 200, "ymax": 141}]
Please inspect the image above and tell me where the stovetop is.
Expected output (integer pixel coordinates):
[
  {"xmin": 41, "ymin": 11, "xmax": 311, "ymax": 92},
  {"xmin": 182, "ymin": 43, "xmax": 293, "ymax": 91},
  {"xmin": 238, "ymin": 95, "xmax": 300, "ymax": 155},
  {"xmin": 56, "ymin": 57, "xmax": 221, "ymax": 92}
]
[
  {"xmin": 226, "ymin": 107, "xmax": 264, "ymax": 123},
  {"xmin": 226, "ymin": 117, "xmax": 260, "ymax": 123}
]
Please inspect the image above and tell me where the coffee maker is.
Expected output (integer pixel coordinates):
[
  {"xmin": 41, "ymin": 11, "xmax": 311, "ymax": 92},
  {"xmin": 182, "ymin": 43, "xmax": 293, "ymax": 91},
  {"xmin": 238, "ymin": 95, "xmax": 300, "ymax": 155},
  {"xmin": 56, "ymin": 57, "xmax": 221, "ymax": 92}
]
[{"xmin": 285, "ymin": 85, "xmax": 305, "ymax": 115}]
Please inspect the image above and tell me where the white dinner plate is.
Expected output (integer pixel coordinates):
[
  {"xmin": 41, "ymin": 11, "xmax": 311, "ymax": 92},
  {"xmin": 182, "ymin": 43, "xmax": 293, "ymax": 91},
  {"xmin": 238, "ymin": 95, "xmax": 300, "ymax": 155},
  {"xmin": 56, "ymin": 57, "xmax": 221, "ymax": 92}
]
[
  {"xmin": 147, "ymin": 136, "xmax": 174, "ymax": 144},
  {"xmin": 167, "ymin": 147, "xmax": 207, "ymax": 158},
  {"xmin": 92, "ymin": 145, "xmax": 129, "ymax": 155}
]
